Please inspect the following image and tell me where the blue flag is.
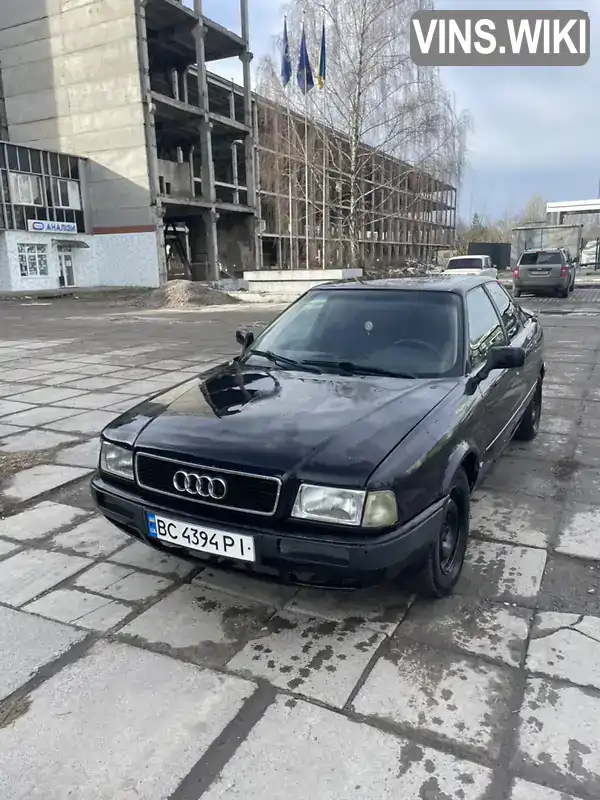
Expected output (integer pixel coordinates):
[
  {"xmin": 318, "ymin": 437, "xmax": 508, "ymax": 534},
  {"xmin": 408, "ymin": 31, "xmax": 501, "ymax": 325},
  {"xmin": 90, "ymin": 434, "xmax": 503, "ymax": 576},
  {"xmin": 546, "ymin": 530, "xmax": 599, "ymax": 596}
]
[
  {"xmin": 281, "ymin": 19, "xmax": 292, "ymax": 88},
  {"xmin": 317, "ymin": 22, "xmax": 326, "ymax": 89},
  {"xmin": 297, "ymin": 24, "xmax": 314, "ymax": 95}
]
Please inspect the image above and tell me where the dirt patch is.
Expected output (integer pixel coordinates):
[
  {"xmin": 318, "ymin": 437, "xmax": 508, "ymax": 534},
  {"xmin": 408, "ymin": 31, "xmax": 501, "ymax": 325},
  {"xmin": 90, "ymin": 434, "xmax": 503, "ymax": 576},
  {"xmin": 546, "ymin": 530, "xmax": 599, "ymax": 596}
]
[
  {"xmin": 0, "ymin": 696, "xmax": 31, "ymax": 729},
  {"xmin": 0, "ymin": 450, "xmax": 55, "ymax": 484},
  {"xmin": 119, "ymin": 280, "xmax": 241, "ymax": 310},
  {"xmin": 552, "ymin": 456, "xmax": 581, "ymax": 482}
]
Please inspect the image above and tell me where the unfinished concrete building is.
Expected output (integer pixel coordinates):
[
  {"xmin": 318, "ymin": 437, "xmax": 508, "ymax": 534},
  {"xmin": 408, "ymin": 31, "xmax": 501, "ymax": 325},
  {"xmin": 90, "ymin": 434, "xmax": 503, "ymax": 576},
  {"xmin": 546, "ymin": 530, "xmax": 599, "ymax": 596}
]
[
  {"xmin": 256, "ymin": 100, "xmax": 457, "ymax": 271},
  {"xmin": 0, "ymin": 0, "xmax": 256, "ymax": 286},
  {"xmin": 0, "ymin": 0, "xmax": 455, "ymax": 290}
]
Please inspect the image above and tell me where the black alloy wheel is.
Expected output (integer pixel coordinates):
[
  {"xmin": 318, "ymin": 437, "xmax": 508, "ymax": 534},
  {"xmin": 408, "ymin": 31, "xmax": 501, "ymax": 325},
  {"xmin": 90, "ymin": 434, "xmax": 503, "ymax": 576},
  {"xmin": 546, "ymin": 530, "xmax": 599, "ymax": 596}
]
[{"xmin": 416, "ymin": 468, "xmax": 470, "ymax": 599}]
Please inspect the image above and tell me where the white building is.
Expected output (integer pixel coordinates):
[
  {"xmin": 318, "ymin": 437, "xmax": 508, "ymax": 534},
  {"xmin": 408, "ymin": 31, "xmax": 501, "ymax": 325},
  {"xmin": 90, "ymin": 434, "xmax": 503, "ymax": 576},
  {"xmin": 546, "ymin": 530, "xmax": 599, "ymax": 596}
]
[
  {"xmin": 0, "ymin": 140, "xmax": 161, "ymax": 293},
  {"xmin": 546, "ymin": 198, "xmax": 600, "ymax": 225}
]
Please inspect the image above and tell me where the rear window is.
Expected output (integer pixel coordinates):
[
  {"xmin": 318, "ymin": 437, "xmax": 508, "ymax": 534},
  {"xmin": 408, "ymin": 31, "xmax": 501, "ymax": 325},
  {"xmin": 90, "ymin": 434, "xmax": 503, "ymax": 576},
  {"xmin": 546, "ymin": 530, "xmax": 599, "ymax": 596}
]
[
  {"xmin": 447, "ymin": 257, "xmax": 482, "ymax": 269},
  {"xmin": 519, "ymin": 251, "xmax": 562, "ymax": 265}
]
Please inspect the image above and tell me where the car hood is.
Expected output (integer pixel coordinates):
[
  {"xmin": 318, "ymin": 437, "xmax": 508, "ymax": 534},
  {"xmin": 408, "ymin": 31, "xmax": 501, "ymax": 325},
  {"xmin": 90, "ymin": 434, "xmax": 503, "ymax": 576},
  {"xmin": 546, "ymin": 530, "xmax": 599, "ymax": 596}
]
[{"xmin": 105, "ymin": 362, "xmax": 458, "ymax": 485}]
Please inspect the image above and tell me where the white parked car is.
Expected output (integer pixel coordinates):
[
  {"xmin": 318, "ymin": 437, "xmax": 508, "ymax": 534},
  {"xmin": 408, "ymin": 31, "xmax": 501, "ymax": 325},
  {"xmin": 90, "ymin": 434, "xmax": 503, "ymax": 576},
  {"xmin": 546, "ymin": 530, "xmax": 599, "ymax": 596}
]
[{"xmin": 443, "ymin": 255, "xmax": 498, "ymax": 278}]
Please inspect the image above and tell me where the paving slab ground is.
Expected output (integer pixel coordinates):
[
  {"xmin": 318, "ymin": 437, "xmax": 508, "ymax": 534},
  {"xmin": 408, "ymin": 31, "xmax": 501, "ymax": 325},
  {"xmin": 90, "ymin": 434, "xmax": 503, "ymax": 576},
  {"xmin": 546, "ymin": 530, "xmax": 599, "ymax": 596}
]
[
  {"xmin": 0, "ymin": 641, "xmax": 255, "ymax": 800},
  {"xmin": 0, "ymin": 297, "xmax": 600, "ymax": 798}
]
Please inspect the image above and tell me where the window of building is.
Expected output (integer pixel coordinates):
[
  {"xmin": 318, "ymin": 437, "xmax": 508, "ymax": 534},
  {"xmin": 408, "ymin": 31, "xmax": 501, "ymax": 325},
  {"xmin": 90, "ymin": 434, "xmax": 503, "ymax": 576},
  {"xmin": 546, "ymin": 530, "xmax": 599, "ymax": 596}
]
[
  {"xmin": 466, "ymin": 286, "xmax": 506, "ymax": 369},
  {"xmin": 51, "ymin": 177, "xmax": 81, "ymax": 210},
  {"xmin": 18, "ymin": 244, "xmax": 49, "ymax": 277},
  {"xmin": 9, "ymin": 173, "xmax": 44, "ymax": 206}
]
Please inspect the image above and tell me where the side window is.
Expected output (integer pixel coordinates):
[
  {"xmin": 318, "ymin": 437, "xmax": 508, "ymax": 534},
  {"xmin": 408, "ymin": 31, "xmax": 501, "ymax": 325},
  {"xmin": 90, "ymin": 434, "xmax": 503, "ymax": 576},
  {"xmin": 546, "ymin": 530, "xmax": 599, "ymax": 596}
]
[
  {"xmin": 466, "ymin": 286, "xmax": 507, "ymax": 369},
  {"xmin": 485, "ymin": 281, "xmax": 523, "ymax": 340}
]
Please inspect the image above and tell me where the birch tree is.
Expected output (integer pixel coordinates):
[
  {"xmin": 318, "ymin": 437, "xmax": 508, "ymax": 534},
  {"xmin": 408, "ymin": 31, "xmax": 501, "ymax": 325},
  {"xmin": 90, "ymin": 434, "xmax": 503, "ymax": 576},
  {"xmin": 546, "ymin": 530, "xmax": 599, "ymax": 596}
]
[{"xmin": 256, "ymin": 0, "xmax": 469, "ymax": 266}]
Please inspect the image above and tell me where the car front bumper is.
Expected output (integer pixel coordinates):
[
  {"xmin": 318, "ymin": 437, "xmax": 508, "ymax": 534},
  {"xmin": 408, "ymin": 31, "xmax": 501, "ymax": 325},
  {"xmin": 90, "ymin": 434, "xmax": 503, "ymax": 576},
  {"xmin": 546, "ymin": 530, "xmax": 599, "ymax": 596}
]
[{"xmin": 91, "ymin": 475, "xmax": 446, "ymax": 588}]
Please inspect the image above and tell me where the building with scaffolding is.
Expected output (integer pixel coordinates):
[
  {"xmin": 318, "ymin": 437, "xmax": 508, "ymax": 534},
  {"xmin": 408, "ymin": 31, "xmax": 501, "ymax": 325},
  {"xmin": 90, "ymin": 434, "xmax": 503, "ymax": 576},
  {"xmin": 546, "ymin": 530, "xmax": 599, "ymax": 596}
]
[{"xmin": 0, "ymin": 0, "xmax": 456, "ymax": 291}]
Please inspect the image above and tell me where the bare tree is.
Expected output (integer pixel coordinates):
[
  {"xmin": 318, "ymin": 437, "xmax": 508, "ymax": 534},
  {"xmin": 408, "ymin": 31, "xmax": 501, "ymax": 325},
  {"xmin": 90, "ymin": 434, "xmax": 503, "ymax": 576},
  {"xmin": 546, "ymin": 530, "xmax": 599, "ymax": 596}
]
[
  {"xmin": 256, "ymin": 0, "xmax": 468, "ymax": 267},
  {"xmin": 519, "ymin": 194, "xmax": 547, "ymax": 224}
]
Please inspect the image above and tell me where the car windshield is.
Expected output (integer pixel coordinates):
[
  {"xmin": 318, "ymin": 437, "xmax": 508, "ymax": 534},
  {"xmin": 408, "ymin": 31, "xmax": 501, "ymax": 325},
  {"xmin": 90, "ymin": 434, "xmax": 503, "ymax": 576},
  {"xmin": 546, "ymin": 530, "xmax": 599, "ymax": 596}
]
[
  {"xmin": 520, "ymin": 251, "xmax": 562, "ymax": 265},
  {"xmin": 244, "ymin": 289, "xmax": 464, "ymax": 379},
  {"xmin": 446, "ymin": 258, "xmax": 482, "ymax": 270}
]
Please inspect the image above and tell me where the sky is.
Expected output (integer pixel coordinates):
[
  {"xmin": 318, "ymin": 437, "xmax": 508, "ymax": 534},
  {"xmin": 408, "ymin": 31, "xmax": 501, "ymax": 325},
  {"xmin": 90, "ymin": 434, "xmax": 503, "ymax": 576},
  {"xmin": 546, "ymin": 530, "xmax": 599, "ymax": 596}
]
[{"xmin": 201, "ymin": 0, "xmax": 599, "ymax": 223}]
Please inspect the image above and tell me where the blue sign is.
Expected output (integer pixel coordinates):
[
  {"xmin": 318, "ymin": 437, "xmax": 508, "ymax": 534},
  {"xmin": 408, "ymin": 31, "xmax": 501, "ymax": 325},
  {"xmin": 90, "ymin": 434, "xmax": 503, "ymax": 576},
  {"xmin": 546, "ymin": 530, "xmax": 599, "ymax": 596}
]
[{"xmin": 27, "ymin": 220, "xmax": 78, "ymax": 234}]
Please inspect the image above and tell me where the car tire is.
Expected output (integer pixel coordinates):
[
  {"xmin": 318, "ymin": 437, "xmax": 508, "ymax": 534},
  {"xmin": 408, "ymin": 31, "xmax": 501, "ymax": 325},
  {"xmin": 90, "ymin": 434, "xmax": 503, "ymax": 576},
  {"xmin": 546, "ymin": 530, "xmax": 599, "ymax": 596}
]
[
  {"xmin": 559, "ymin": 285, "xmax": 569, "ymax": 298},
  {"xmin": 513, "ymin": 288, "xmax": 521, "ymax": 298},
  {"xmin": 416, "ymin": 468, "xmax": 470, "ymax": 599},
  {"xmin": 514, "ymin": 380, "xmax": 542, "ymax": 442}
]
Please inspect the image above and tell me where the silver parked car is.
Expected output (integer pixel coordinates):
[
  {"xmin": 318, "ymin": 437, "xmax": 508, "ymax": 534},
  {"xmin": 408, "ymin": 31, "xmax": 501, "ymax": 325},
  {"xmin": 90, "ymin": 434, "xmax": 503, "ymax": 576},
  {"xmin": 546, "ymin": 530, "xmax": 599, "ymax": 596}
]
[{"xmin": 513, "ymin": 248, "xmax": 576, "ymax": 298}]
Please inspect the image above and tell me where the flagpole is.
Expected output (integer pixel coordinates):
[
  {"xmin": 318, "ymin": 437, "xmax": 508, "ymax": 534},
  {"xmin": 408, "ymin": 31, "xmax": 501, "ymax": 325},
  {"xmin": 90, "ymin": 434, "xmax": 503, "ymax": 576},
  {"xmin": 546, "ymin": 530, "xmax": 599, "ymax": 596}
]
[
  {"xmin": 318, "ymin": 20, "xmax": 327, "ymax": 269},
  {"xmin": 322, "ymin": 100, "xmax": 327, "ymax": 269},
  {"xmin": 281, "ymin": 17, "xmax": 294, "ymax": 270},
  {"xmin": 297, "ymin": 15, "xmax": 315, "ymax": 271},
  {"xmin": 302, "ymin": 12, "xmax": 310, "ymax": 272},
  {"xmin": 304, "ymin": 91, "xmax": 310, "ymax": 271},
  {"xmin": 287, "ymin": 103, "xmax": 294, "ymax": 270}
]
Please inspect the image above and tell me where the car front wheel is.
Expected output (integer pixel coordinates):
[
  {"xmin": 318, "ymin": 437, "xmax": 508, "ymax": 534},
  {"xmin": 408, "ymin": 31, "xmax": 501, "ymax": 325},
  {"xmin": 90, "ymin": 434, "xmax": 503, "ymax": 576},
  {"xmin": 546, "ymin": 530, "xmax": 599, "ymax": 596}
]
[
  {"xmin": 514, "ymin": 381, "xmax": 542, "ymax": 441},
  {"xmin": 416, "ymin": 468, "xmax": 470, "ymax": 599}
]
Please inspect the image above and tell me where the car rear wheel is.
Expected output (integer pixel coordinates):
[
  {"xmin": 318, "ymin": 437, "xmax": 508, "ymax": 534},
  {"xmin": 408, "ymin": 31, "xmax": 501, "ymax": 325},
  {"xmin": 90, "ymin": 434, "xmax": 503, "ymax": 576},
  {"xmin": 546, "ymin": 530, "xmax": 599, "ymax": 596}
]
[
  {"xmin": 514, "ymin": 381, "xmax": 542, "ymax": 441},
  {"xmin": 558, "ymin": 285, "xmax": 569, "ymax": 298},
  {"xmin": 416, "ymin": 468, "xmax": 470, "ymax": 599},
  {"xmin": 513, "ymin": 288, "xmax": 521, "ymax": 298}
]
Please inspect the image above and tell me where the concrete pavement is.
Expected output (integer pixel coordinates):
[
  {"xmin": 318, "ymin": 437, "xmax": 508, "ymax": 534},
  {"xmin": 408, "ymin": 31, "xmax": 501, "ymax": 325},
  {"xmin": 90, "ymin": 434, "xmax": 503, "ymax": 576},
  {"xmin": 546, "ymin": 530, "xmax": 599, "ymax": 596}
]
[{"xmin": 1, "ymin": 296, "xmax": 600, "ymax": 799}]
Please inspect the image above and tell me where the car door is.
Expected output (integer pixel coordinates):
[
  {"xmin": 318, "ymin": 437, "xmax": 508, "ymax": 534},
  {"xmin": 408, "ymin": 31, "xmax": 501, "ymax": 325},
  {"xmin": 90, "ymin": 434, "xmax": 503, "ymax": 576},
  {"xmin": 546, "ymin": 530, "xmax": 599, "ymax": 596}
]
[
  {"xmin": 465, "ymin": 285, "xmax": 511, "ymax": 463},
  {"xmin": 484, "ymin": 281, "xmax": 532, "ymax": 442}
]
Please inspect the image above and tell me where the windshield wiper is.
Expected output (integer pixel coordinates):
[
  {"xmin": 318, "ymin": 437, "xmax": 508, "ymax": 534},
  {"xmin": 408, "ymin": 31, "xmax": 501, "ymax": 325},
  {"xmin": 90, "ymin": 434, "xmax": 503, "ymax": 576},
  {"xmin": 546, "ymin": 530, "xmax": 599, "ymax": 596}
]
[
  {"xmin": 302, "ymin": 359, "xmax": 415, "ymax": 379},
  {"xmin": 246, "ymin": 349, "xmax": 321, "ymax": 373}
]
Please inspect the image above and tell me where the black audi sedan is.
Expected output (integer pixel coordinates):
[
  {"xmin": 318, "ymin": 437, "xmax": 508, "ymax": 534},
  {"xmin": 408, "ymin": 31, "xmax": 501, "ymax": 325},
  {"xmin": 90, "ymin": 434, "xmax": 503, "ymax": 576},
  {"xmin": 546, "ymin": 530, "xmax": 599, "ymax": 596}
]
[{"xmin": 92, "ymin": 275, "xmax": 544, "ymax": 597}]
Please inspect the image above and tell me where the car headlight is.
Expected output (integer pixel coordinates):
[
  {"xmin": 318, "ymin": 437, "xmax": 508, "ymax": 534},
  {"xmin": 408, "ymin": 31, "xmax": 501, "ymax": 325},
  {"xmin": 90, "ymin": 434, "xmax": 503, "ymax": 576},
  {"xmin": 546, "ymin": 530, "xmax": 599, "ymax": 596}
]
[
  {"xmin": 291, "ymin": 484, "xmax": 398, "ymax": 528},
  {"xmin": 362, "ymin": 491, "xmax": 398, "ymax": 528},
  {"xmin": 100, "ymin": 441, "xmax": 134, "ymax": 480}
]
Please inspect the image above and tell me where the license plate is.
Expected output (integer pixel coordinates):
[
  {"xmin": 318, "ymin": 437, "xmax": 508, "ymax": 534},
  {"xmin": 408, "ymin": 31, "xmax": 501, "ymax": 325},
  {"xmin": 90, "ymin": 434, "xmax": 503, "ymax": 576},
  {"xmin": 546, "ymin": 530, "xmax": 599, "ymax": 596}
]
[
  {"xmin": 147, "ymin": 512, "xmax": 256, "ymax": 562},
  {"xmin": 530, "ymin": 269, "xmax": 550, "ymax": 276}
]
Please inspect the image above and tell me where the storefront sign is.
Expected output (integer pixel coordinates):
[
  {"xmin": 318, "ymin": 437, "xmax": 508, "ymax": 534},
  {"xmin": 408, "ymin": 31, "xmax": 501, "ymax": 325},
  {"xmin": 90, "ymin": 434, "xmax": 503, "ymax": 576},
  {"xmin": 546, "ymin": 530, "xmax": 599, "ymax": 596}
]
[{"xmin": 27, "ymin": 220, "xmax": 78, "ymax": 234}]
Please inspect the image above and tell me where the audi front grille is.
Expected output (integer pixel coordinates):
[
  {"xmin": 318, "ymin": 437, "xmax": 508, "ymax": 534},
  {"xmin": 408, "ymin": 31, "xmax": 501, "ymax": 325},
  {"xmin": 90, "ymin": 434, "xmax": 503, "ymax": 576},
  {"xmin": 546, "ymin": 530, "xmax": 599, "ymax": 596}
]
[{"xmin": 134, "ymin": 452, "xmax": 281, "ymax": 516}]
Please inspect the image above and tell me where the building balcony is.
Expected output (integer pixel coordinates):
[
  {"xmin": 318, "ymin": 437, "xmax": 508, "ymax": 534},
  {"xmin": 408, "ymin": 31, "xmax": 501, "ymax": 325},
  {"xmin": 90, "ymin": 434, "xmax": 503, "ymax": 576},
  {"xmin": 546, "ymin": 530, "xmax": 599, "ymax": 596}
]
[
  {"xmin": 145, "ymin": 0, "xmax": 246, "ymax": 68},
  {"xmin": 149, "ymin": 72, "xmax": 248, "ymax": 135},
  {"xmin": 158, "ymin": 159, "xmax": 252, "ymax": 214}
]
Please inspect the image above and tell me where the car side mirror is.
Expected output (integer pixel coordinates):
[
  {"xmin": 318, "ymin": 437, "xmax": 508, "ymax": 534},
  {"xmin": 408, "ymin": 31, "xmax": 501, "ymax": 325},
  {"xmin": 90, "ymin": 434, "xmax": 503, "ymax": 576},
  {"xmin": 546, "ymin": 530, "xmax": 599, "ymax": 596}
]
[
  {"xmin": 488, "ymin": 346, "xmax": 525, "ymax": 371},
  {"xmin": 465, "ymin": 346, "xmax": 525, "ymax": 394},
  {"xmin": 235, "ymin": 329, "xmax": 254, "ymax": 350}
]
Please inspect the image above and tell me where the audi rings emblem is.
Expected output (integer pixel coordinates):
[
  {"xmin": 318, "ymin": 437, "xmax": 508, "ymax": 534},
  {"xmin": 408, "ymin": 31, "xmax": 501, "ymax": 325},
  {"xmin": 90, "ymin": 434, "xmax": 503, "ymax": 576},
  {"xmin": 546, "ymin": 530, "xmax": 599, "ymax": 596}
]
[{"xmin": 172, "ymin": 471, "xmax": 228, "ymax": 500}]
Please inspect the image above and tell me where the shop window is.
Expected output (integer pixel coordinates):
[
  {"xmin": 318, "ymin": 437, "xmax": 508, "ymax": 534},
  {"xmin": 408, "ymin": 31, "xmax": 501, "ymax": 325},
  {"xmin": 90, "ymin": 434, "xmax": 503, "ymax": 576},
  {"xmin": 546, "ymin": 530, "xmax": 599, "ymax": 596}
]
[
  {"xmin": 51, "ymin": 177, "xmax": 81, "ymax": 210},
  {"xmin": 17, "ymin": 243, "xmax": 49, "ymax": 277},
  {"xmin": 9, "ymin": 173, "xmax": 44, "ymax": 206}
]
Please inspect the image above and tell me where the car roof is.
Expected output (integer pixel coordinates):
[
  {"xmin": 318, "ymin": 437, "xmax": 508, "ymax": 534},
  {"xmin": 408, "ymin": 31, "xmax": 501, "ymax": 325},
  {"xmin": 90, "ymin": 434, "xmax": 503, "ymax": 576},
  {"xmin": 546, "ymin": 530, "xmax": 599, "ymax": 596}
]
[
  {"xmin": 312, "ymin": 274, "xmax": 496, "ymax": 295},
  {"xmin": 522, "ymin": 247, "xmax": 562, "ymax": 253}
]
